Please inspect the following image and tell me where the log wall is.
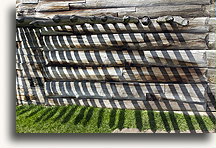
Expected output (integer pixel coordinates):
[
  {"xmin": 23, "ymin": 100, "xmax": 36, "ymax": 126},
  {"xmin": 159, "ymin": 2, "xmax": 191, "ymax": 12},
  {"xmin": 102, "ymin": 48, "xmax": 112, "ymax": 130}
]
[{"xmin": 16, "ymin": 0, "xmax": 215, "ymax": 112}]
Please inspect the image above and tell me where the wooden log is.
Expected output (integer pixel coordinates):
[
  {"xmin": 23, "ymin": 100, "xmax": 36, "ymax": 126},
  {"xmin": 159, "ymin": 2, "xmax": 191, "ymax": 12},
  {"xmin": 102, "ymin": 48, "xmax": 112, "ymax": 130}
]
[
  {"xmin": 118, "ymin": 5, "xmax": 212, "ymax": 18},
  {"xmin": 16, "ymin": 63, "xmax": 44, "ymax": 78},
  {"xmin": 207, "ymin": 102, "xmax": 215, "ymax": 112},
  {"xmin": 31, "ymin": 15, "xmax": 140, "ymax": 27},
  {"xmin": 204, "ymin": 2, "xmax": 216, "ymax": 17},
  {"xmin": 208, "ymin": 17, "xmax": 216, "ymax": 32},
  {"xmin": 156, "ymin": 16, "xmax": 189, "ymax": 26},
  {"xmin": 16, "ymin": 28, "xmax": 42, "ymax": 48},
  {"xmin": 46, "ymin": 98, "xmax": 206, "ymax": 111},
  {"xmin": 17, "ymin": 3, "xmax": 213, "ymax": 19},
  {"xmin": 40, "ymin": 17, "xmax": 212, "ymax": 35},
  {"xmin": 42, "ymin": 33, "xmax": 208, "ymax": 50},
  {"xmin": 22, "ymin": 0, "xmax": 38, "ymax": 4},
  {"xmin": 206, "ymin": 33, "xmax": 215, "ymax": 50},
  {"xmin": 44, "ymin": 66, "xmax": 207, "ymax": 83},
  {"xmin": 36, "ymin": 2, "xmax": 70, "ymax": 12},
  {"xmin": 16, "ymin": 98, "xmax": 44, "ymax": 105},
  {"xmin": 16, "ymin": 54, "xmax": 45, "ymax": 64},
  {"xmin": 16, "ymin": 41, "xmax": 22, "ymax": 49},
  {"xmin": 69, "ymin": 0, "xmax": 211, "ymax": 9},
  {"xmin": 45, "ymin": 82, "xmax": 207, "ymax": 103},
  {"xmin": 16, "ymin": 77, "xmax": 44, "ymax": 89},
  {"xmin": 16, "ymin": 16, "xmax": 48, "ymax": 27},
  {"xmin": 206, "ymin": 84, "xmax": 215, "ymax": 106},
  {"xmin": 43, "ymin": 50, "xmax": 207, "ymax": 67},
  {"xmin": 206, "ymin": 50, "xmax": 216, "ymax": 68},
  {"xmin": 16, "ymin": 47, "xmax": 43, "ymax": 55},
  {"xmin": 207, "ymin": 68, "xmax": 216, "ymax": 84},
  {"xmin": 16, "ymin": 87, "xmax": 45, "ymax": 101},
  {"xmin": 29, "ymin": 7, "xmax": 135, "ymax": 18}
]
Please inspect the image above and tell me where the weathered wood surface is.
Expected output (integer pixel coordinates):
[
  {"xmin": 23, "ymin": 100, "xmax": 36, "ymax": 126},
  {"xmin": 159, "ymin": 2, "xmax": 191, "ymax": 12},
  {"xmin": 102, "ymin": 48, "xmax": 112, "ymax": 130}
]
[
  {"xmin": 46, "ymin": 98, "xmax": 206, "ymax": 111},
  {"xmin": 68, "ymin": 0, "xmax": 211, "ymax": 8},
  {"xmin": 30, "ymin": 16, "xmax": 140, "ymax": 27},
  {"xmin": 45, "ymin": 82, "xmax": 206, "ymax": 103},
  {"xmin": 16, "ymin": 63, "xmax": 44, "ymax": 78},
  {"xmin": 16, "ymin": 77, "xmax": 44, "ymax": 88},
  {"xmin": 44, "ymin": 50, "xmax": 207, "ymax": 67},
  {"xmin": 206, "ymin": 50, "xmax": 216, "ymax": 68},
  {"xmin": 36, "ymin": 2, "xmax": 70, "ymax": 12},
  {"xmin": 16, "ymin": 87, "xmax": 45, "ymax": 101},
  {"xmin": 44, "ymin": 66, "xmax": 207, "ymax": 83},
  {"xmin": 119, "ymin": 4, "xmax": 215, "ymax": 18},
  {"xmin": 16, "ymin": 54, "xmax": 45, "ymax": 64},
  {"xmin": 21, "ymin": 0, "xmax": 38, "ymax": 4},
  {"xmin": 16, "ymin": 0, "xmax": 215, "ymax": 112},
  {"xmin": 17, "ymin": 4, "xmax": 214, "ymax": 19},
  {"xmin": 40, "ymin": 17, "xmax": 213, "ymax": 35},
  {"xmin": 16, "ymin": 47, "xmax": 44, "ymax": 55},
  {"xmin": 207, "ymin": 103, "xmax": 215, "ymax": 112},
  {"xmin": 206, "ymin": 84, "xmax": 215, "ymax": 105},
  {"xmin": 206, "ymin": 33, "xmax": 216, "ymax": 50},
  {"xmin": 18, "ymin": 7, "xmax": 134, "ymax": 18},
  {"xmin": 42, "ymin": 33, "xmax": 208, "ymax": 50},
  {"xmin": 207, "ymin": 68, "xmax": 216, "ymax": 84}
]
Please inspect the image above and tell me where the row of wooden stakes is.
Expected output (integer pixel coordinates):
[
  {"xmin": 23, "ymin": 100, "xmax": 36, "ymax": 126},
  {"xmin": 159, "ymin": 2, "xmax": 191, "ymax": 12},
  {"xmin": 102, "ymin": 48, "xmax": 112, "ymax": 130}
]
[{"xmin": 16, "ymin": 15, "xmax": 189, "ymax": 27}]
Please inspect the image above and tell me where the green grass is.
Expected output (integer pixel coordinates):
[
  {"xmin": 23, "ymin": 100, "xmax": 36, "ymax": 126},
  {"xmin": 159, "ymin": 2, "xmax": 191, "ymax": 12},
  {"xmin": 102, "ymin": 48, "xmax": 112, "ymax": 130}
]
[{"xmin": 16, "ymin": 105, "xmax": 215, "ymax": 133}]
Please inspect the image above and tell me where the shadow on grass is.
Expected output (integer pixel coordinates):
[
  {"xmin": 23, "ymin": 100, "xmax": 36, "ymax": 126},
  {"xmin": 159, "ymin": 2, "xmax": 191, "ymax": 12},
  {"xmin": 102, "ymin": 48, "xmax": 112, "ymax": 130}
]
[
  {"xmin": 16, "ymin": 105, "xmax": 215, "ymax": 133},
  {"xmin": 97, "ymin": 108, "xmax": 104, "ymax": 128},
  {"xmin": 83, "ymin": 107, "xmax": 94, "ymax": 126},
  {"xmin": 61, "ymin": 106, "xmax": 78, "ymax": 124}
]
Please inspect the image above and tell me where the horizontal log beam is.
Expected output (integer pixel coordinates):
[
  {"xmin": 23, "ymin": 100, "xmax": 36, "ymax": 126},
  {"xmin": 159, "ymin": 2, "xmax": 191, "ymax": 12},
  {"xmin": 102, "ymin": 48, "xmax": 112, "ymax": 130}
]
[
  {"xmin": 43, "ymin": 50, "xmax": 207, "ymax": 67},
  {"xmin": 16, "ymin": 63, "xmax": 44, "ymax": 78},
  {"xmin": 40, "ymin": 17, "xmax": 212, "ymax": 35},
  {"xmin": 21, "ymin": 0, "xmax": 38, "ymax": 4},
  {"xmin": 16, "ymin": 54, "xmax": 45, "ymax": 64},
  {"xmin": 17, "ymin": 7, "xmax": 135, "ymax": 19},
  {"xmin": 16, "ymin": 86, "xmax": 45, "ymax": 101},
  {"xmin": 42, "ymin": 33, "xmax": 208, "ymax": 50},
  {"xmin": 46, "ymin": 98, "xmax": 206, "ymax": 111},
  {"xmin": 44, "ymin": 66, "xmax": 207, "ymax": 83},
  {"xmin": 119, "ymin": 5, "xmax": 214, "ymax": 18},
  {"xmin": 45, "ymin": 82, "xmax": 207, "ymax": 103},
  {"xmin": 68, "ymin": 0, "xmax": 211, "ymax": 8},
  {"xmin": 36, "ymin": 2, "xmax": 70, "ymax": 12}
]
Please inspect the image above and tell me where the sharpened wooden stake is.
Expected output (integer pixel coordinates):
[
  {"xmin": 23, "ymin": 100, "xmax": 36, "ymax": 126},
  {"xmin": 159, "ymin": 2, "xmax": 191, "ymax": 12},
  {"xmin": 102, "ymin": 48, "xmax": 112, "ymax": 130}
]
[
  {"xmin": 157, "ymin": 16, "xmax": 189, "ymax": 26},
  {"xmin": 141, "ymin": 16, "xmax": 151, "ymax": 25}
]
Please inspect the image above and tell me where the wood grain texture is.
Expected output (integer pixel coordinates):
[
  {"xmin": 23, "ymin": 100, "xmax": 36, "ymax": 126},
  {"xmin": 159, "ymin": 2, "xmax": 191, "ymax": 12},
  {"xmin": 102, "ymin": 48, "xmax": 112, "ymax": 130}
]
[
  {"xmin": 44, "ymin": 66, "xmax": 207, "ymax": 83},
  {"xmin": 206, "ymin": 84, "xmax": 215, "ymax": 111},
  {"xmin": 44, "ymin": 50, "xmax": 207, "ymax": 67},
  {"xmin": 16, "ymin": 54, "xmax": 45, "ymax": 64},
  {"xmin": 207, "ymin": 68, "xmax": 216, "ymax": 84},
  {"xmin": 30, "ymin": 7, "xmax": 135, "ymax": 18},
  {"xmin": 207, "ymin": 103, "xmax": 215, "ymax": 112},
  {"xmin": 69, "ymin": 0, "xmax": 211, "ymax": 8},
  {"xmin": 16, "ymin": 63, "xmax": 44, "ymax": 78},
  {"xmin": 45, "ymin": 82, "xmax": 207, "ymax": 103},
  {"xmin": 36, "ymin": 2, "xmax": 70, "ymax": 12},
  {"xmin": 42, "ymin": 33, "xmax": 208, "ymax": 50},
  {"xmin": 46, "ymin": 98, "xmax": 207, "ymax": 111},
  {"xmin": 16, "ymin": 87, "xmax": 45, "ymax": 101},
  {"xmin": 206, "ymin": 50, "xmax": 216, "ymax": 68},
  {"xmin": 40, "ymin": 17, "xmax": 212, "ymax": 35},
  {"xmin": 22, "ymin": 0, "xmax": 38, "ymax": 4}
]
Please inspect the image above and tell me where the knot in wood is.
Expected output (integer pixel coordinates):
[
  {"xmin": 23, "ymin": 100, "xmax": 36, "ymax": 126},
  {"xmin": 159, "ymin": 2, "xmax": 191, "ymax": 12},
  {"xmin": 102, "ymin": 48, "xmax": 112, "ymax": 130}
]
[{"xmin": 52, "ymin": 15, "xmax": 61, "ymax": 23}]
